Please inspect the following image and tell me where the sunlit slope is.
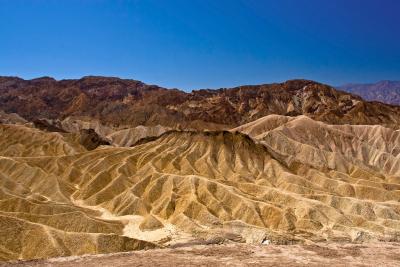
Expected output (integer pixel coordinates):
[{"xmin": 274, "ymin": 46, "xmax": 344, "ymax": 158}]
[
  {"xmin": 0, "ymin": 124, "xmax": 86, "ymax": 157},
  {"xmin": 233, "ymin": 115, "xmax": 400, "ymax": 178},
  {"xmin": 107, "ymin": 125, "xmax": 169, "ymax": 147},
  {"xmin": 49, "ymin": 117, "xmax": 170, "ymax": 147},
  {"xmin": 0, "ymin": 124, "xmax": 156, "ymax": 261},
  {"xmin": 1, "ymin": 119, "xmax": 400, "ymax": 260}
]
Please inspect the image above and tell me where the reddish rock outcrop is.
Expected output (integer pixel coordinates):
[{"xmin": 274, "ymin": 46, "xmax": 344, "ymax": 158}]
[{"xmin": 1, "ymin": 76, "xmax": 400, "ymax": 129}]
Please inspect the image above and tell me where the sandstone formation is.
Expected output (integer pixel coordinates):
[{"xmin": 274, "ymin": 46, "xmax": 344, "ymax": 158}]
[
  {"xmin": 58, "ymin": 117, "xmax": 170, "ymax": 147},
  {"xmin": 1, "ymin": 115, "xmax": 400, "ymax": 260}
]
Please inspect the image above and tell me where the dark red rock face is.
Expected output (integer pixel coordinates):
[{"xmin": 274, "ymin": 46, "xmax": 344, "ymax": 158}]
[{"xmin": 1, "ymin": 76, "xmax": 400, "ymax": 129}]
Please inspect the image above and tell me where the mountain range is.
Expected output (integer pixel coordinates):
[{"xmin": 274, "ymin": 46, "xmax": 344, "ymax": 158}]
[
  {"xmin": 338, "ymin": 80, "xmax": 400, "ymax": 106},
  {"xmin": 1, "ymin": 76, "xmax": 400, "ymax": 261},
  {"xmin": 1, "ymin": 76, "xmax": 400, "ymax": 130}
]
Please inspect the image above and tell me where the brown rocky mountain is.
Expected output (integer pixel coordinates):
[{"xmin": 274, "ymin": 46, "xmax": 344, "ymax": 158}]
[
  {"xmin": 338, "ymin": 80, "xmax": 400, "ymax": 106},
  {"xmin": 1, "ymin": 76, "xmax": 400, "ymax": 130}
]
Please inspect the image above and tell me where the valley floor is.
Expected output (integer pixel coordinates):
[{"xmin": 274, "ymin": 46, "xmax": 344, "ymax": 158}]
[{"xmin": 4, "ymin": 242, "xmax": 400, "ymax": 267}]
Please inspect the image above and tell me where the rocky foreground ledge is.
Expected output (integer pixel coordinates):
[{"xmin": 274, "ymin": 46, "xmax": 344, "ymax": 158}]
[{"xmin": 3, "ymin": 242, "xmax": 400, "ymax": 267}]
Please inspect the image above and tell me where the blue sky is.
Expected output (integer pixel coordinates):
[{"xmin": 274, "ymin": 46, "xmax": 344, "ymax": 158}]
[{"xmin": 0, "ymin": 0, "xmax": 399, "ymax": 90}]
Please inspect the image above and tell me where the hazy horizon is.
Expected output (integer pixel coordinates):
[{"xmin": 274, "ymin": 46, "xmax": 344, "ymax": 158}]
[{"xmin": 2, "ymin": 74, "xmax": 400, "ymax": 93}]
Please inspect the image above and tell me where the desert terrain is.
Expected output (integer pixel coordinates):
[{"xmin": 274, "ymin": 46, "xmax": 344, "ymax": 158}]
[
  {"xmin": 3, "ymin": 242, "xmax": 400, "ymax": 267},
  {"xmin": 0, "ymin": 77, "xmax": 400, "ymax": 265}
]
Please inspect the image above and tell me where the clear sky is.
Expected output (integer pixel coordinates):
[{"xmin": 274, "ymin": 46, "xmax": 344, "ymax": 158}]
[{"xmin": 0, "ymin": 0, "xmax": 399, "ymax": 90}]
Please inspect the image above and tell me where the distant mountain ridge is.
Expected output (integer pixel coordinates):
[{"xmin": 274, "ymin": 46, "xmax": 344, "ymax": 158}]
[
  {"xmin": 338, "ymin": 80, "xmax": 400, "ymax": 106},
  {"xmin": 1, "ymin": 76, "xmax": 400, "ymax": 130}
]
